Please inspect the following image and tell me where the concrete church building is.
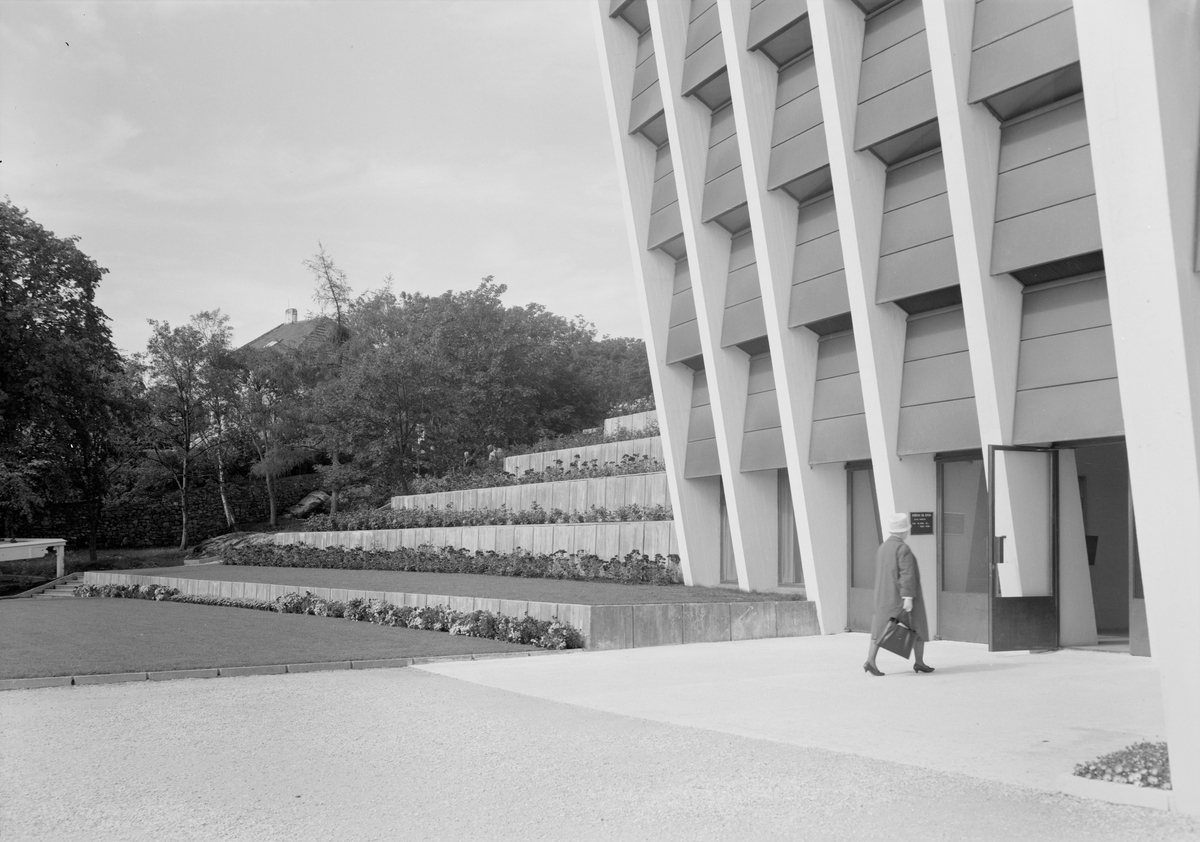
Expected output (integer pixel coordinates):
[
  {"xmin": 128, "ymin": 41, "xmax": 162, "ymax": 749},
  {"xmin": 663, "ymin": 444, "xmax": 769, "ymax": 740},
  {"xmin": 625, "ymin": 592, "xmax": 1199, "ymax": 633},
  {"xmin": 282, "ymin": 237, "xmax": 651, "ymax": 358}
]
[{"xmin": 592, "ymin": 0, "xmax": 1200, "ymax": 813}]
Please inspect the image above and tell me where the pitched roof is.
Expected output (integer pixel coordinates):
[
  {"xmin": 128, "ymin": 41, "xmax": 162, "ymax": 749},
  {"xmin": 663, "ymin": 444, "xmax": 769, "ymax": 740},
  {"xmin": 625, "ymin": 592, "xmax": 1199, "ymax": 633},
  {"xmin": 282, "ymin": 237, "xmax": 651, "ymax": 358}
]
[{"xmin": 241, "ymin": 317, "xmax": 339, "ymax": 352}]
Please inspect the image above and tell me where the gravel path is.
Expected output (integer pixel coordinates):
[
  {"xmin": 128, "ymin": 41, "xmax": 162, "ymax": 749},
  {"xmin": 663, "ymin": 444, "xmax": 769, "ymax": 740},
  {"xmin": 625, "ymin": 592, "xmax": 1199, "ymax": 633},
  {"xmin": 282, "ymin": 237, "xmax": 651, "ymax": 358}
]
[
  {"xmin": 125, "ymin": 564, "xmax": 803, "ymax": 604},
  {"xmin": 2, "ymin": 669, "xmax": 1197, "ymax": 842}
]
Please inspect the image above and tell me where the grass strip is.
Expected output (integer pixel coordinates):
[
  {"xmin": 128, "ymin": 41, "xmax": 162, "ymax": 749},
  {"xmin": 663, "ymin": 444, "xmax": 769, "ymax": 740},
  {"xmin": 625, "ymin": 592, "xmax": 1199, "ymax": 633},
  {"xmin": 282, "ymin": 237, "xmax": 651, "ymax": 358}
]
[{"xmin": 0, "ymin": 597, "xmax": 533, "ymax": 680}]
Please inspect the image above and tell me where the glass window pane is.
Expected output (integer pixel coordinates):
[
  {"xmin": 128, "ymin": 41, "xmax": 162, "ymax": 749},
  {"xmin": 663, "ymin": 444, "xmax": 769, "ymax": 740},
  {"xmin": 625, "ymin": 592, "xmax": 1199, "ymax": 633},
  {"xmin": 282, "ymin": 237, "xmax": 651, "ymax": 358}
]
[
  {"xmin": 778, "ymin": 469, "xmax": 803, "ymax": 585},
  {"xmin": 720, "ymin": 482, "xmax": 737, "ymax": 584}
]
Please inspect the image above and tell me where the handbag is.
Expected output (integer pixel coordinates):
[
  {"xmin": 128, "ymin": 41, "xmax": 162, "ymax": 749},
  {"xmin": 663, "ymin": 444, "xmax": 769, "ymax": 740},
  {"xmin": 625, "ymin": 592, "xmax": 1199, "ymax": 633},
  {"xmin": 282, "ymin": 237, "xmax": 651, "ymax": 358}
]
[{"xmin": 878, "ymin": 610, "xmax": 916, "ymax": 659}]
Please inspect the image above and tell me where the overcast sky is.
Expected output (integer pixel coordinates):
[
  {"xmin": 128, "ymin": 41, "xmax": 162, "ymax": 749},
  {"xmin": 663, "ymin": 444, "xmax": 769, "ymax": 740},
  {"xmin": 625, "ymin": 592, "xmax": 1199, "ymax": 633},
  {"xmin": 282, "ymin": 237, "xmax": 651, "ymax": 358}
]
[{"xmin": 0, "ymin": 0, "xmax": 641, "ymax": 355}]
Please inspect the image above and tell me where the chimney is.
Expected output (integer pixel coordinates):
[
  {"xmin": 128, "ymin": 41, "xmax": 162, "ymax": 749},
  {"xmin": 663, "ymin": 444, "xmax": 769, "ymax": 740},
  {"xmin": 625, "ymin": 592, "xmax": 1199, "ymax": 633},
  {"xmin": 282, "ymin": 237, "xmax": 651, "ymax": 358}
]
[{"xmin": 285, "ymin": 308, "xmax": 298, "ymax": 324}]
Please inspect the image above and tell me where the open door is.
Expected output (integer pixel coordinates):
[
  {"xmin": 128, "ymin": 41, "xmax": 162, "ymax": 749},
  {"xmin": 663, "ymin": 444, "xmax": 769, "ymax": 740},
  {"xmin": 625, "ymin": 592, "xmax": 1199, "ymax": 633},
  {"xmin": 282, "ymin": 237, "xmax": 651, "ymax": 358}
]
[{"xmin": 988, "ymin": 445, "xmax": 1059, "ymax": 651}]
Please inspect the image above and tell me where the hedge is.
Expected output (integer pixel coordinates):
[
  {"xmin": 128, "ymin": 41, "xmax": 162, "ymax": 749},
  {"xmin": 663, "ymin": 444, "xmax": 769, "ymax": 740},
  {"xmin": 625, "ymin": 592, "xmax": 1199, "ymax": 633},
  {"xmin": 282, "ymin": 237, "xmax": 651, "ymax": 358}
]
[
  {"xmin": 503, "ymin": 421, "xmax": 659, "ymax": 458},
  {"xmin": 408, "ymin": 454, "xmax": 664, "ymax": 495},
  {"xmin": 223, "ymin": 543, "xmax": 684, "ymax": 585},
  {"xmin": 305, "ymin": 502, "xmax": 672, "ymax": 532},
  {"xmin": 72, "ymin": 582, "xmax": 584, "ymax": 649}
]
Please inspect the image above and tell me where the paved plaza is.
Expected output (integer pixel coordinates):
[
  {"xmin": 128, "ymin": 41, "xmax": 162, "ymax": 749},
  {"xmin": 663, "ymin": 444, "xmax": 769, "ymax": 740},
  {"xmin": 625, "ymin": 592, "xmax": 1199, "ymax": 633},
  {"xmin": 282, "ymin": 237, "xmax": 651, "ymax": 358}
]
[{"xmin": 3, "ymin": 634, "xmax": 1198, "ymax": 841}]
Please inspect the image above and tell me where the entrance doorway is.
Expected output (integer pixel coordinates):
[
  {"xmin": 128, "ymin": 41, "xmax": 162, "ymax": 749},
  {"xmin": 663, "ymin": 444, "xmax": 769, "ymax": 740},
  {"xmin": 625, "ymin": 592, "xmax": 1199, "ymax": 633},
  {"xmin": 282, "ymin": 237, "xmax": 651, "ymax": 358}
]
[
  {"xmin": 988, "ymin": 446, "xmax": 1059, "ymax": 651},
  {"xmin": 933, "ymin": 439, "xmax": 1148, "ymax": 655}
]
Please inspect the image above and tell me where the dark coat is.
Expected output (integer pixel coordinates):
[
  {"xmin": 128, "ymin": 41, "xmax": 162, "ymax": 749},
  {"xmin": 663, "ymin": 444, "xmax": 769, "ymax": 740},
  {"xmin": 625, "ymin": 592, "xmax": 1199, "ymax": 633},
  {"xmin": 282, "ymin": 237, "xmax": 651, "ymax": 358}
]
[{"xmin": 870, "ymin": 535, "xmax": 930, "ymax": 642}]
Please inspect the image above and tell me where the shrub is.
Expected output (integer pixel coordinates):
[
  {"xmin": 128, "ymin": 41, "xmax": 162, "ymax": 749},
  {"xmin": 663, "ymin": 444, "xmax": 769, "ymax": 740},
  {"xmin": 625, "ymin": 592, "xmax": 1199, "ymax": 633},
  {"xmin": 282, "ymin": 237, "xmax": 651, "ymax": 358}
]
[
  {"xmin": 503, "ymin": 422, "xmax": 660, "ymax": 458},
  {"xmin": 608, "ymin": 395, "xmax": 655, "ymax": 416},
  {"xmin": 1074, "ymin": 741, "xmax": 1171, "ymax": 789},
  {"xmin": 305, "ymin": 501, "xmax": 673, "ymax": 532},
  {"xmin": 222, "ymin": 543, "xmax": 685, "ymax": 585},
  {"xmin": 73, "ymin": 584, "xmax": 583, "ymax": 649}
]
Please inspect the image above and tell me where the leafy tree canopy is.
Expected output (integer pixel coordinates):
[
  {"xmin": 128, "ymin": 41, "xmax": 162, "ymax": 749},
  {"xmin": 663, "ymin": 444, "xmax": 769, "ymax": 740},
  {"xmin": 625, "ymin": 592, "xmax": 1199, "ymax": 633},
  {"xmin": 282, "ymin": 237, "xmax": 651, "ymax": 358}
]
[{"xmin": 0, "ymin": 199, "xmax": 131, "ymax": 544}]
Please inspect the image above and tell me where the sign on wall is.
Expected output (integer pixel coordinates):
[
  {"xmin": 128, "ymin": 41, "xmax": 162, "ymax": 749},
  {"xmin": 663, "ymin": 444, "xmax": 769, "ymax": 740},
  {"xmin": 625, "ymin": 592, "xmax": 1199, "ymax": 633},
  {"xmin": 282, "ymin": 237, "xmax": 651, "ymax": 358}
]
[{"xmin": 910, "ymin": 512, "xmax": 934, "ymax": 535}]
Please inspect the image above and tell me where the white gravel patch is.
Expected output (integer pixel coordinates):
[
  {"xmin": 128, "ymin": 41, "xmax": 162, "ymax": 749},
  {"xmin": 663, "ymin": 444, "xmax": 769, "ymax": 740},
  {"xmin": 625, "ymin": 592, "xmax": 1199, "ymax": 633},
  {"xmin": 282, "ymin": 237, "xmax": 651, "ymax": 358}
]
[{"xmin": 2, "ymin": 669, "xmax": 1198, "ymax": 841}]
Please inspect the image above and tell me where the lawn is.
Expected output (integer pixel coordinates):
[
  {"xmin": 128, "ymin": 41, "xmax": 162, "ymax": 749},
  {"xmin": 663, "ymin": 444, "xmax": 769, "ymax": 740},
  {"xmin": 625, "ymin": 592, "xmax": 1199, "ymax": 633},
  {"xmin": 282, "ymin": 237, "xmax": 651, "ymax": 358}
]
[
  {"xmin": 123, "ymin": 564, "xmax": 807, "ymax": 604},
  {"xmin": 0, "ymin": 597, "xmax": 533, "ymax": 680}
]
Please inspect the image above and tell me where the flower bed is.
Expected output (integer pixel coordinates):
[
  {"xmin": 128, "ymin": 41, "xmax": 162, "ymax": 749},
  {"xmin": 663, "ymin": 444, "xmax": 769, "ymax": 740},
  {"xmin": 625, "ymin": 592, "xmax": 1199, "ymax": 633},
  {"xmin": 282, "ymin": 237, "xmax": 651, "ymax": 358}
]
[
  {"xmin": 306, "ymin": 502, "xmax": 672, "ymax": 532},
  {"xmin": 223, "ymin": 543, "xmax": 684, "ymax": 585},
  {"xmin": 72, "ymin": 582, "xmax": 583, "ymax": 649},
  {"xmin": 1074, "ymin": 741, "xmax": 1171, "ymax": 790},
  {"xmin": 409, "ymin": 454, "xmax": 664, "ymax": 495}
]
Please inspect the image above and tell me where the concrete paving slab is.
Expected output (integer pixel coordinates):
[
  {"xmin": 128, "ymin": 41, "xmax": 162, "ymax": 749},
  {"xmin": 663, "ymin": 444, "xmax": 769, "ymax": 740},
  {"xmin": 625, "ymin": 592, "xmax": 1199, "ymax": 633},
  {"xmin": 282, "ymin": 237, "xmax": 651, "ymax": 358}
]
[
  {"xmin": 417, "ymin": 632, "xmax": 1166, "ymax": 795},
  {"xmin": 217, "ymin": 664, "xmax": 287, "ymax": 678},
  {"xmin": 0, "ymin": 676, "xmax": 73, "ymax": 692},
  {"xmin": 350, "ymin": 658, "xmax": 413, "ymax": 670},
  {"xmin": 147, "ymin": 668, "xmax": 219, "ymax": 681},
  {"xmin": 72, "ymin": 672, "xmax": 148, "ymax": 686},
  {"xmin": 286, "ymin": 661, "xmax": 351, "ymax": 673}
]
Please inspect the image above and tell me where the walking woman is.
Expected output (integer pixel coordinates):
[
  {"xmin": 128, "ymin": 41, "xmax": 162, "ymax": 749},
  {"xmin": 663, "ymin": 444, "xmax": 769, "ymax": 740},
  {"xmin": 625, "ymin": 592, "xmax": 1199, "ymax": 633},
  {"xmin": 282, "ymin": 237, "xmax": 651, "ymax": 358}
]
[{"xmin": 864, "ymin": 513, "xmax": 934, "ymax": 676}]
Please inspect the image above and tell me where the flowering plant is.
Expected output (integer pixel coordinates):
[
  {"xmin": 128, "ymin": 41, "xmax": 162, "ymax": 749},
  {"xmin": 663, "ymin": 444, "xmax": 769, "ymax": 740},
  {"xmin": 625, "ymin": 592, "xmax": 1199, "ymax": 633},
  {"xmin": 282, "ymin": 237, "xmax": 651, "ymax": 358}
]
[
  {"xmin": 305, "ymin": 501, "xmax": 672, "ymax": 532},
  {"xmin": 73, "ymin": 585, "xmax": 584, "ymax": 649},
  {"xmin": 1073, "ymin": 741, "xmax": 1171, "ymax": 789},
  {"xmin": 224, "ymin": 544, "xmax": 684, "ymax": 585}
]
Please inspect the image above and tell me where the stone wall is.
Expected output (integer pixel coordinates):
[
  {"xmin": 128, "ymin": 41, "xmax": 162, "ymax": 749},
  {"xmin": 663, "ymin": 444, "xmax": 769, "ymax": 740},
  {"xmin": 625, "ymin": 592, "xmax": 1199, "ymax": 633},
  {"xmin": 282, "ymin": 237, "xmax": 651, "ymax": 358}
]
[{"xmin": 17, "ymin": 474, "xmax": 322, "ymax": 549}]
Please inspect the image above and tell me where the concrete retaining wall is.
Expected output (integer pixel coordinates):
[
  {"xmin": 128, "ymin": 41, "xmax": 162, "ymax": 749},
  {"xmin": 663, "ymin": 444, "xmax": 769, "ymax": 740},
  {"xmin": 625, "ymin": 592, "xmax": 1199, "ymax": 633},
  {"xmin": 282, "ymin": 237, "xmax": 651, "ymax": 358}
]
[
  {"xmin": 604, "ymin": 411, "xmax": 659, "ymax": 436},
  {"xmin": 504, "ymin": 436, "xmax": 663, "ymax": 475},
  {"xmin": 391, "ymin": 473, "xmax": 672, "ymax": 512},
  {"xmin": 84, "ymin": 571, "xmax": 820, "ymax": 650},
  {"xmin": 273, "ymin": 520, "xmax": 679, "ymax": 558}
]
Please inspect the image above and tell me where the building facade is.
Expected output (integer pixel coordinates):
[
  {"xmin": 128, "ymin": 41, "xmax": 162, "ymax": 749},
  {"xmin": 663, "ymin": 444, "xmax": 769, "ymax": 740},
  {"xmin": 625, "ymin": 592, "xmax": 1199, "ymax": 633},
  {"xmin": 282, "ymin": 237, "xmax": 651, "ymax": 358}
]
[{"xmin": 592, "ymin": 0, "xmax": 1199, "ymax": 814}]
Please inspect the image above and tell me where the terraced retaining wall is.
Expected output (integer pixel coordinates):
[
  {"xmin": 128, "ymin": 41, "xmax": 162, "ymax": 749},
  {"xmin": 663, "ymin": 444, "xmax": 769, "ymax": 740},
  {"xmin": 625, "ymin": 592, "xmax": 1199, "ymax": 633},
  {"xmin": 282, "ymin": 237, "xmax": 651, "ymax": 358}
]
[
  {"xmin": 391, "ymin": 472, "xmax": 671, "ymax": 512},
  {"xmin": 274, "ymin": 520, "xmax": 677, "ymax": 557},
  {"xmin": 504, "ymin": 436, "xmax": 663, "ymax": 475},
  {"xmin": 84, "ymin": 570, "xmax": 820, "ymax": 650}
]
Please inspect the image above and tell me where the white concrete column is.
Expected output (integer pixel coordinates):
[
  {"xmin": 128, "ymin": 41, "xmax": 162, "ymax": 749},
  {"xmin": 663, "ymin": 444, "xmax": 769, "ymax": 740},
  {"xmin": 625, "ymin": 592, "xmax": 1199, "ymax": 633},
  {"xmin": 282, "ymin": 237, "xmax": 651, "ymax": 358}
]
[
  {"xmin": 718, "ymin": 0, "xmax": 848, "ymax": 629},
  {"xmin": 1057, "ymin": 450, "xmax": 1099, "ymax": 647},
  {"xmin": 922, "ymin": 0, "xmax": 1037, "ymax": 641},
  {"xmin": 1076, "ymin": 0, "xmax": 1200, "ymax": 815},
  {"xmin": 922, "ymin": 0, "xmax": 1021, "ymax": 448},
  {"xmin": 809, "ymin": 0, "xmax": 936, "ymax": 618},
  {"xmin": 592, "ymin": 2, "xmax": 722, "ymax": 586},
  {"xmin": 648, "ymin": 0, "xmax": 779, "ymax": 592}
]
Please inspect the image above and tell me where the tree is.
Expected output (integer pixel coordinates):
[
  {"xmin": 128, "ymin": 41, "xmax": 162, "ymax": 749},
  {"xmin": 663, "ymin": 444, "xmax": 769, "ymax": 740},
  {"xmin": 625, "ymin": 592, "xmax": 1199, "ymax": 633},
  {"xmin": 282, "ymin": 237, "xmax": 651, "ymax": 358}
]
[
  {"xmin": 191, "ymin": 310, "xmax": 242, "ymax": 530},
  {"xmin": 297, "ymin": 244, "xmax": 357, "ymax": 512},
  {"xmin": 140, "ymin": 318, "xmax": 210, "ymax": 549},
  {"xmin": 0, "ymin": 199, "xmax": 132, "ymax": 554},
  {"xmin": 239, "ymin": 347, "xmax": 306, "ymax": 527},
  {"xmin": 580, "ymin": 335, "xmax": 653, "ymax": 416},
  {"xmin": 329, "ymin": 278, "xmax": 619, "ymax": 492},
  {"xmin": 304, "ymin": 243, "xmax": 352, "ymax": 344}
]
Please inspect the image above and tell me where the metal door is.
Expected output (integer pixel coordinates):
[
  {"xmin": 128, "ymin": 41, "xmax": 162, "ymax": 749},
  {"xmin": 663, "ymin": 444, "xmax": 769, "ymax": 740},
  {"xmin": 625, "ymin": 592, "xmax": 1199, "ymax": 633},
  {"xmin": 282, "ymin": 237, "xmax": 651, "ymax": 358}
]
[{"xmin": 988, "ymin": 445, "xmax": 1059, "ymax": 651}]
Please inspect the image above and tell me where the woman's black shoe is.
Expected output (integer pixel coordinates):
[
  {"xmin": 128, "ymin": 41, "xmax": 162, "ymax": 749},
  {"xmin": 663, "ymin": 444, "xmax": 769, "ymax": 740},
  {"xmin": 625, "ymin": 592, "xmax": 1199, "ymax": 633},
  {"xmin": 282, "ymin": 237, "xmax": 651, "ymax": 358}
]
[
  {"xmin": 913, "ymin": 663, "xmax": 935, "ymax": 673},
  {"xmin": 863, "ymin": 661, "xmax": 884, "ymax": 676}
]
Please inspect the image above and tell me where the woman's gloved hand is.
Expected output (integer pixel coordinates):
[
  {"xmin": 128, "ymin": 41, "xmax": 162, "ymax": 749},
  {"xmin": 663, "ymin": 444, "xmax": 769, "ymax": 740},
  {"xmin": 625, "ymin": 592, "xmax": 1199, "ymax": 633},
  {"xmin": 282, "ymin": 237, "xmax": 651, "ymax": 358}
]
[{"xmin": 902, "ymin": 597, "xmax": 913, "ymax": 612}]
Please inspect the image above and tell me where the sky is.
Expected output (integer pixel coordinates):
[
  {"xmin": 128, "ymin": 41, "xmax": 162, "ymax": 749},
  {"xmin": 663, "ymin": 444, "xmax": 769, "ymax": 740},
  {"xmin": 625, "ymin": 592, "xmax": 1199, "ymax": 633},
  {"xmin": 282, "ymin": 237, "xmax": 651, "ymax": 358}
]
[{"xmin": 0, "ymin": 0, "xmax": 641, "ymax": 355}]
